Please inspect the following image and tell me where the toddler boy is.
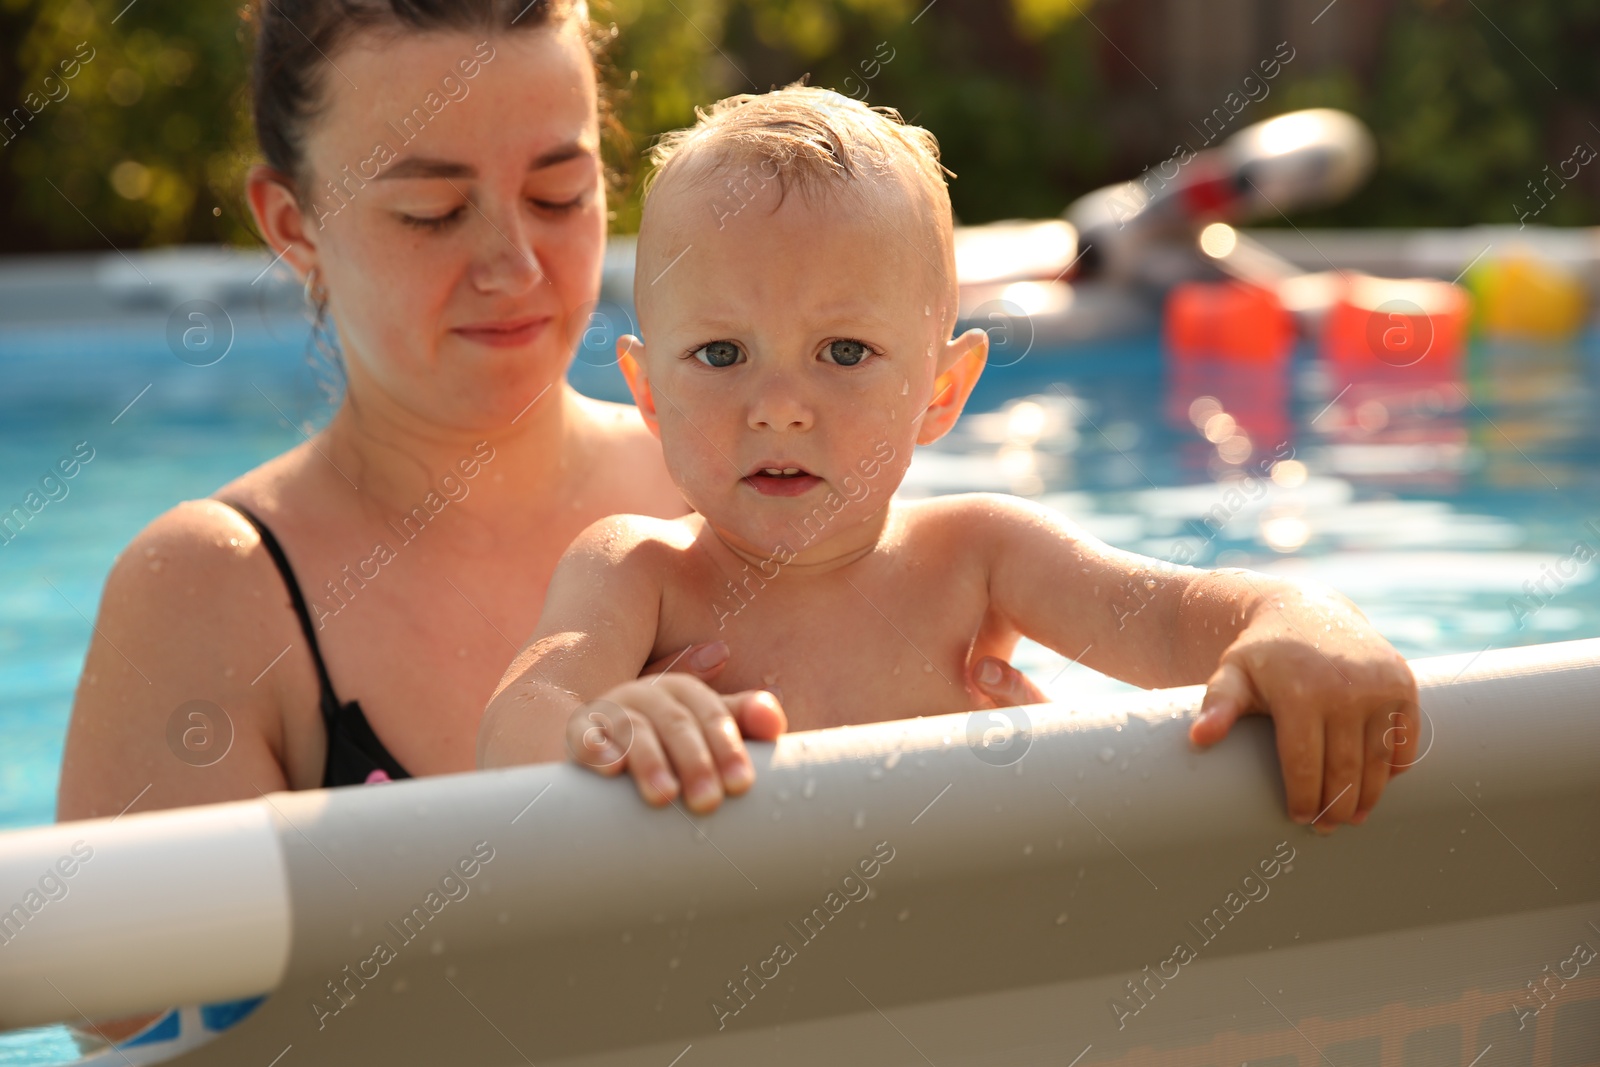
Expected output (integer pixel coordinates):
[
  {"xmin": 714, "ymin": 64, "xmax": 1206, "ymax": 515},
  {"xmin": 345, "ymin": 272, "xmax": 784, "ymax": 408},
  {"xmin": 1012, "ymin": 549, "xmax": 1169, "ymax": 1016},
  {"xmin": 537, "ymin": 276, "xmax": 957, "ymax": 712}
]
[{"xmin": 479, "ymin": 87, "xmax": 1418, "ymax": 834}]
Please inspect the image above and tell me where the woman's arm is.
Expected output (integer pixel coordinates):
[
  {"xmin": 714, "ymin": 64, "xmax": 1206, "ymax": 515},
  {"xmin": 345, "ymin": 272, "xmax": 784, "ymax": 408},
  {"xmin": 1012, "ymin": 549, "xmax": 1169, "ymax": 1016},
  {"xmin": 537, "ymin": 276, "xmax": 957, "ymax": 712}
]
[{"xmin": 56, "ymin": 501, "xmax": 313, "ymax": 822}]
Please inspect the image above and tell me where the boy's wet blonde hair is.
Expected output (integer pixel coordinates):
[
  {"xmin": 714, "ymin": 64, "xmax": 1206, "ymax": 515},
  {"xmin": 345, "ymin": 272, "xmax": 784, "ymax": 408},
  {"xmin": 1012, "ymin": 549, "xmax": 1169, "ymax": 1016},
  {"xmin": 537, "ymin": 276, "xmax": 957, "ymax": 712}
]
[{"xmin": 640, "ymin": 84, "xmax": 957, "ymax": 305}]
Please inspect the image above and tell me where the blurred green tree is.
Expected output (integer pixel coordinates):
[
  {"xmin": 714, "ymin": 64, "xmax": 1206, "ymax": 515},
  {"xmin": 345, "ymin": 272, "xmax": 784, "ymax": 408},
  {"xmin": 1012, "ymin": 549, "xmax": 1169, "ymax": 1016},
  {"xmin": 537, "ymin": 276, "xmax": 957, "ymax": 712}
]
[{"xmin": 0, "ymin": 0, "xmax": 1596, "ymax": 254}]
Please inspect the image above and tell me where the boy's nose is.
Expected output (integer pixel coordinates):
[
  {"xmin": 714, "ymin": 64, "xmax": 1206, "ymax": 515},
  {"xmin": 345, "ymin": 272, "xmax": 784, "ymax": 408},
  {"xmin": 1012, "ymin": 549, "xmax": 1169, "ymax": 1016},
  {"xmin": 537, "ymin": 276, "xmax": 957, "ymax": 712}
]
[{"xmin": 747, "ymin": 380, "xmax": 814, "ymax": 432}]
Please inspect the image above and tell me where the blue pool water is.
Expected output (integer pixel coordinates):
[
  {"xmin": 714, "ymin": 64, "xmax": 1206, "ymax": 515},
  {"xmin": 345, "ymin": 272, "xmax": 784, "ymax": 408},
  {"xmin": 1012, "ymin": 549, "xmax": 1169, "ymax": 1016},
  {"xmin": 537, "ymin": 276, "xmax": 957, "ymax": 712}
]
[{"xmin": 2, "ymin": 307, "xmax": 1599, "ymax": 842}]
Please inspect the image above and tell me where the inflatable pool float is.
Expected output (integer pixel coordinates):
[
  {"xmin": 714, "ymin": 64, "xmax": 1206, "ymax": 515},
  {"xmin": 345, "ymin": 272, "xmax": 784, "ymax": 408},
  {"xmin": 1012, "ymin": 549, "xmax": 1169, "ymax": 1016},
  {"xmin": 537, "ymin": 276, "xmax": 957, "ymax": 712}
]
[{"xmin": 2, "ymin": 639, "xmax": 1596, "ymax": 1065}]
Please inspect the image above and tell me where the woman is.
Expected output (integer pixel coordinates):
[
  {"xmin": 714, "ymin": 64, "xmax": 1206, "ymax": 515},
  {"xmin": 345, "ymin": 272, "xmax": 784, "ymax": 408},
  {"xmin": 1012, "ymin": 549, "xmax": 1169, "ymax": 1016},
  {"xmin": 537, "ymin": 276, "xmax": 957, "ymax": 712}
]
[
  {"xmin": 48, "ymin": 1, "xmax": 1027, "ymax": 1051},
  {"xmin": 57, "ymin": 0, "xmax": 1035, "ymax": 821}
]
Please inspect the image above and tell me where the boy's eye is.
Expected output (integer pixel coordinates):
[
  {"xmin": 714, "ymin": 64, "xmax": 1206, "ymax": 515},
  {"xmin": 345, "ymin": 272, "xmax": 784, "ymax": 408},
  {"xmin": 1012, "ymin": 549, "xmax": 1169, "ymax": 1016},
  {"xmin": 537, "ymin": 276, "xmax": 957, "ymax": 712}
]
[
  {"xmin": 692, "ymin": 341, "xmax": 743, "ymax": 368},
  {"xmin": 823, "ymin": 339, "xmax": 871, "ymax": 366}
]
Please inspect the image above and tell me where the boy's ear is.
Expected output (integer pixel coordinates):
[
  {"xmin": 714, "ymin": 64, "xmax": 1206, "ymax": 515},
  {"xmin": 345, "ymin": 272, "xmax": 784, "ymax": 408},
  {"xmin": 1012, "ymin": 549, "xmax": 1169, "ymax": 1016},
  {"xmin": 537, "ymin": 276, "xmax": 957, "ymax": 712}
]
[
  {"xmin": 917, "ymin": 327, "xmax": 988, "ymax": 445},
  {"xmin": 617, "ymin": 335, "xmax": 661, "ymax": 439}
]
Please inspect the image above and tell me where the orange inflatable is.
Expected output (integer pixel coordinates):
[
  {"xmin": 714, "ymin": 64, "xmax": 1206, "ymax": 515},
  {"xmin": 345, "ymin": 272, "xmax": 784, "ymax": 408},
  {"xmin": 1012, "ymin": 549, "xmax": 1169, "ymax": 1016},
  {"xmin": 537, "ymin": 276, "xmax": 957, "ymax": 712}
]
[{"xmin": 1163, "ymin": 281, "xmax": 1295, "ymax": 362}]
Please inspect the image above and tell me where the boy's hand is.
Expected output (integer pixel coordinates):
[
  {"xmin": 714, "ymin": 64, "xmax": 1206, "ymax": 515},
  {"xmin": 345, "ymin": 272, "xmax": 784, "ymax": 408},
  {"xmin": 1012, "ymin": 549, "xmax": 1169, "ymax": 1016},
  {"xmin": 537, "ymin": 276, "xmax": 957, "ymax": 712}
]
[
  {"xmin": 567, "ymin": 672, "xmax": 785, "ymax": 813},
  {"xmin": 1187, "ymin": 588, "xmax": 1419, "ymax": 833}
]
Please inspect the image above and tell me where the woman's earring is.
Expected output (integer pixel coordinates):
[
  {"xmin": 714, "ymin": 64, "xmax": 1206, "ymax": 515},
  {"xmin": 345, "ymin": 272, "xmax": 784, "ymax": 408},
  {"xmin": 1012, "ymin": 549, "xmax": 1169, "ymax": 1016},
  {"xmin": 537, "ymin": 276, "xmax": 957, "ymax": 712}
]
[
  {"xmin": 301, "ymin": 266, "xmax": 346, "ymax": 403},
  {"xmin": 303, "ymin": 266, "xmax": 325, "ymax": 308}
]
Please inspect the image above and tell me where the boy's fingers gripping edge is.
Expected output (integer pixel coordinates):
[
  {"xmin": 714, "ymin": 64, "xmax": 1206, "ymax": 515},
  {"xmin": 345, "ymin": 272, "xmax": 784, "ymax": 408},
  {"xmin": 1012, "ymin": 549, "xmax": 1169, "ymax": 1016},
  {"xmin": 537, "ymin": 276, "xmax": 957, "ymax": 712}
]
[
  {"xmin": 1191, "ymin": 660, "xmax": 1255, "ymax": 748},
  {"xmin": 566, "ymin": 697, "xmax": 636, "ymax": 774},
  {"xmin": 618, "ymin": 709, "xmax": 681, "ymax": 807},
  {"xmin": 1274, "ymin": 712, "xmax": 1325, "ymax": 827},
  {"xmin": 1385, "ymin": 697, "xmax": 1421, "ymax": 776},
  {"xmin": 644, "ymin": 676, "xmax": 743, "ymax": 811},
  {"xmin": 1355, "ymin": 709, "xmax": 1394, "ymax": 823},
  {"xmin": 1318, "ymin": 716, "xmax": 1365, "ymax": 829},
  {"xmin": 726, "ymin": 689, "xmax": 787, "ymax": 742}
]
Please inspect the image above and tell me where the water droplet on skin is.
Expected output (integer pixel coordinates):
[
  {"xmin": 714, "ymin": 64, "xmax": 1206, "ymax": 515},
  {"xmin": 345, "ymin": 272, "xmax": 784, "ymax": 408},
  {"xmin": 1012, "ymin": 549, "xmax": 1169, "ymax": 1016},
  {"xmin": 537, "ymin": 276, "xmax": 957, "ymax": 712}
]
[
  {"xmin": 445, "ymin": 965, "xmax": 458, "ymax": 979},
  {"xmin": 1023, "ymin": 844, "xmax": 1033, "ymax": 855},
  {"xmin": 892, "ymin": 663, "xmax": 902, "ymax": 675},
  {"xmin": 622, "ymin": 931, "xmax": 632, "ymax": 943},
  {"xmin": 923, "ymin": 662, "xmax": 934, "ymax": 673},
  {"xmin": 925, "ymin": 305, "xmax": 931, "ymax": 316},
  {"xmin": 223, "ymin": 666, "xmax": 235, "ymax": 678},
  {"xmin": 1098, "ymin": 747, "xmax": 1115, "ymax": 763},
  {"xmin": 669, "ymin": 957, "xmax": 680, "ymax": 969},
  {"xmin": 901, "ymin": 380, "xmax": 909, "ymax": 395},
  {"xmin": 431, "ymin": 938, "xmax": 445, "ymax": 955},
  {"xmin": 853, "ymin": 810, "xmax": 866, "ymax": 830},
  {"xmin": 1055, "ymin": 913, "xmax": 1068, "ymax": 925},
  {"xmin": 898, "ymin": 908, "xmax": 911, "ymax": 921},
  {"xmin": 802, "ymin": 777, "xmax": 816, "ymax": 799},
  {"xmin": 868, "ymin": 768, "xmax": 884, "ymax": 780},
  {"xmin": 148, "ymin": 559, "xmax": 164, "ymax": 573},
  {"xmin": 392, "ymin": 979, "xmax": 408, "ymax": 994},
  {"xmin": 884, "ymin": 750, "xmax": 902, "ymax": 770},
  {"xmin": 1144, "ymin": 579, "xmax": 1156, "ymax": 589}
]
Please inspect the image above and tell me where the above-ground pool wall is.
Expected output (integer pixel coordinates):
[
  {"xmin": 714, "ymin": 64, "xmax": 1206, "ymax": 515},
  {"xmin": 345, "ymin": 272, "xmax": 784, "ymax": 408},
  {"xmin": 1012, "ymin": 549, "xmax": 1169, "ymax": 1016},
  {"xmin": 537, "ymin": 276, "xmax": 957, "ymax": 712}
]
[{"xmin": 1, "ymin": 639, "xmax": 1589, "ymax": 1066}]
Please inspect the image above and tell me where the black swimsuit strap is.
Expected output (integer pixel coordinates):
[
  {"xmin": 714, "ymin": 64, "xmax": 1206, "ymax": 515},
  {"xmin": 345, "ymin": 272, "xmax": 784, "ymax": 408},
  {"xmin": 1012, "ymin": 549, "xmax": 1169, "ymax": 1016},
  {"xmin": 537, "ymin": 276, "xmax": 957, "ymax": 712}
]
[{"xmin": 218, "ymin": 500, "xmax": 342, "ymax": 718}]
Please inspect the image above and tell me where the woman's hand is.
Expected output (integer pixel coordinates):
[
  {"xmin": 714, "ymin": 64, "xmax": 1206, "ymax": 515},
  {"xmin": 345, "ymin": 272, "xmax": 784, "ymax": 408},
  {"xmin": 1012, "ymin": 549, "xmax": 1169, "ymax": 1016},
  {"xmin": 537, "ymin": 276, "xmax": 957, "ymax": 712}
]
[
  {"xmin": 641, "ymin": 640, "xmax": 732, "ymax": 684},
  {"xmin": 570, "ymin": 657, "xmax": 785, "ymax": 813},
  {"xmin": 970, "ymin": 656, "xmax": 1049, "ymax": 707}
]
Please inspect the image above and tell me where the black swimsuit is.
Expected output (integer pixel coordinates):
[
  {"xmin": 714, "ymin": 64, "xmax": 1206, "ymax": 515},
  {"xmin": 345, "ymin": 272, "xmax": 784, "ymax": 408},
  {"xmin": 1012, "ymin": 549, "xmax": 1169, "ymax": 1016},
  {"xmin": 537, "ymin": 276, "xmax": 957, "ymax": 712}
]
[{"xmin": 221, "ymin": 502, "xmax": 413, "ymax": 788}]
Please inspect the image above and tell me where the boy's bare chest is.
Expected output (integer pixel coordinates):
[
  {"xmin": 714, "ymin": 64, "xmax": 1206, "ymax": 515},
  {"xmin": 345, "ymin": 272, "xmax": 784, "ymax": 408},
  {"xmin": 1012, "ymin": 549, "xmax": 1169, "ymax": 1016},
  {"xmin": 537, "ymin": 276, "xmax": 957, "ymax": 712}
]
[{"xmin": 654, "ymin": 554, "xmax": 1012, "ymax": 731}]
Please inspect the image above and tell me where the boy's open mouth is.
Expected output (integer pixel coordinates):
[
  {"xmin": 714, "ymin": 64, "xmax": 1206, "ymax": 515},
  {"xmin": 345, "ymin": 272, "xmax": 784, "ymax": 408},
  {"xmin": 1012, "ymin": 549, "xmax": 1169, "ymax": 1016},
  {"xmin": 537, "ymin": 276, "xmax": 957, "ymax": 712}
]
[{"xmin": 743, "ymin": 464, "xmax": 823, "ymax": 498}]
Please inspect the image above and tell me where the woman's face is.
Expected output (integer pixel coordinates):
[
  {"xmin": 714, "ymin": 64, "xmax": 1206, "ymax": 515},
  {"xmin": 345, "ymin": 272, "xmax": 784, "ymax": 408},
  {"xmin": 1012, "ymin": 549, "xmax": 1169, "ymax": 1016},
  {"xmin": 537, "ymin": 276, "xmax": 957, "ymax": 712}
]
[{"xmin": 291, "ymin": 27, "xmax": 604, "ymax": 428}]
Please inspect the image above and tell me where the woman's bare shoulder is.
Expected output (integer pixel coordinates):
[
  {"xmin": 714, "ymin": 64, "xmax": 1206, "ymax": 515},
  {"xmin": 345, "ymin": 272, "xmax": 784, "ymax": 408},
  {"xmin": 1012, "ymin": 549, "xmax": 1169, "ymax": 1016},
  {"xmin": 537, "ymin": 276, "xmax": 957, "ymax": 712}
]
[
  {"xmin": 570, "ymin": 393, "xmax": 688, "ymax": 517},
  {"xmin": 57, "ymin": 497, "xmax": 318, "ymax": 820}
]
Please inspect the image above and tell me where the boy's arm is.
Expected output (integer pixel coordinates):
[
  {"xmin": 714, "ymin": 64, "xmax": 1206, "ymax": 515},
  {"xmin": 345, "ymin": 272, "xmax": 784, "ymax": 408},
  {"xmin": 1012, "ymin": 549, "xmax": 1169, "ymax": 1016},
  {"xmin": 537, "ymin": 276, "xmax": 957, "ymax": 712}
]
[
  {"xmin": 477, "ymin": 516, "xmax": 785, "ymax": 812},
  {"xmin": 974, "ymin": 494, "xmax": 1418, "ymax": 831},
  {"xmin": 478, "ymin": 516, "xmax": 666, "ymax": 769}
]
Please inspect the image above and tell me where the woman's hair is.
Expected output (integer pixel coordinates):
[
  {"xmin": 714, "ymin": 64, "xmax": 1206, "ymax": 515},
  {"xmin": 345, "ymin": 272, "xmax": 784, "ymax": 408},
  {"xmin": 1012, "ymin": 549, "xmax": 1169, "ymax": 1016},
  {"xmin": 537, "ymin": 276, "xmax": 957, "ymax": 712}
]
[{"xmin": 247, "ymin": 0, "xmax": 598, "ymax": 191}]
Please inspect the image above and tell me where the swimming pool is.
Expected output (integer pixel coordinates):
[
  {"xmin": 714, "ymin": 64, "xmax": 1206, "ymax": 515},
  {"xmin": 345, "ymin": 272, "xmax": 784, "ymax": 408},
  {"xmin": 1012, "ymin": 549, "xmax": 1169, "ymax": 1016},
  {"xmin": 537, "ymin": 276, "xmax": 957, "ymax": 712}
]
[
  {"xmin": 2, "ymin": 283, "xmax": 1600, "ymax": 1064},
  {"xmin": 3, "ymin": 300, "xmax": 1598, "ymax": 842}
]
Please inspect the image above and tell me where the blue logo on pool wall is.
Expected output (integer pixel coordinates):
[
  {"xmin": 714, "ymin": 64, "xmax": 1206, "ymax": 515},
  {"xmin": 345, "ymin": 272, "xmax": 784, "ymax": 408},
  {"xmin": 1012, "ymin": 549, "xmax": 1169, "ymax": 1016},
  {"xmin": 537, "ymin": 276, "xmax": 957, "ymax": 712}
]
[{"xmin": 91, "ymin": 998, "xmax": 266, "ymax": 1065}]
